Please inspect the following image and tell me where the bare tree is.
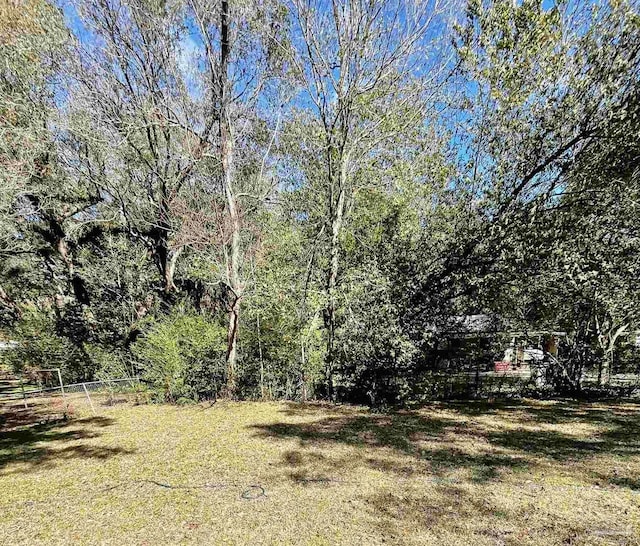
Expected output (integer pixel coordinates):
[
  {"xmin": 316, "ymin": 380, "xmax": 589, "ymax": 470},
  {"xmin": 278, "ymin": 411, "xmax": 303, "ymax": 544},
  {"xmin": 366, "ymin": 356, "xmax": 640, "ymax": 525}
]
[
  {"xmin": 67, "ymin": 0, "xmax": 207, "ymax": 296},
  {"xmin": 184, "ymin": 0, "xmax": 290, "ymax": 394},
  {"xmin": 67, "ymin": 0, "xmax": 289, "ymax": 393},
  {"xmin": 287, "ymin": 0, "xmax": 454, "ymax": 398}
]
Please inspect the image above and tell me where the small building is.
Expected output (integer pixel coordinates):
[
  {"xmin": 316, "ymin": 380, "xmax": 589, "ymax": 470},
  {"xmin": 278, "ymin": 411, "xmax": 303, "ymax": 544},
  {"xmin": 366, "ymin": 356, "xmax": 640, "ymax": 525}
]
[{"xmin": 431, "ymin": 315, "xmax": 565, "ymax": 379}]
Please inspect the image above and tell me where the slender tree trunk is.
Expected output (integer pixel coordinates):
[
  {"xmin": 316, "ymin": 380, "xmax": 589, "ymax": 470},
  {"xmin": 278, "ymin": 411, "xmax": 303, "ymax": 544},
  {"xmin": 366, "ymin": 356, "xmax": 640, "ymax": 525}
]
[
  {"xmin": 223, "ymin": 170, "xmax": 242, "ymax": 395},
  {"xmin": 57, "ymin": 234, "xmax": 90, "ymax": 305},
  {"xmin": 219, "ymin": 0, "xmax": 242, "ymax": 396},
  {"xmin": 597, "ymin": 358, "xmax": 603, "ymax": 387},
  {"xmin": 601, "ymin": 347, "xmax": 613, "ymax": 386},
  {"xmin": 165, "ymin": 247, "xmax": 182, "ymax": 292},
  {"xmin": 225, "ymin": 293, "xmax": 240, "ymax": 394},
  {"xmin": 300, "ymin": 340, "xmax": 307, "ymax": 402},
  {"xmin": 257, "ymin": 315, "xmax": 265, "ymax": 399},
  {"xmin": 323, "ymin": 162, "xmax": 346, "ymax": 401}
]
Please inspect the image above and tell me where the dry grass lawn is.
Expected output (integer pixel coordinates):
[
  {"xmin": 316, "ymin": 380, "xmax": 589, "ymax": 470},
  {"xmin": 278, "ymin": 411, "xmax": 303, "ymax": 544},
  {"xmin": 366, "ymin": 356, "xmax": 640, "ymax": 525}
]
[{"xmin": 1, "ymin": 397, "xmax": 640, "ymax": 545}]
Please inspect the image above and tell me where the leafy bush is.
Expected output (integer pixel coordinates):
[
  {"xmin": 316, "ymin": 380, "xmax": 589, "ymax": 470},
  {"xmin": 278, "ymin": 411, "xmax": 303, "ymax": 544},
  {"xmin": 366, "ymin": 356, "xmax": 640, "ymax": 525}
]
[
  {"xmin": 334, "ymin": 269, "xmax": 419, "ymax": 407},
  {"xmin": 1, "ymin": 305, "xmax": 90, "ymax": 382},
  {"xmin": 90, "ymin": 345, "xmax": 136, "ymax": 381},
  {"xmin": 238, "ymin": 310, "xmax": 325, "ymax": 401},
  {"xmin": 132, "ymin": 312, "xmax": 226, "ymax": 402}
]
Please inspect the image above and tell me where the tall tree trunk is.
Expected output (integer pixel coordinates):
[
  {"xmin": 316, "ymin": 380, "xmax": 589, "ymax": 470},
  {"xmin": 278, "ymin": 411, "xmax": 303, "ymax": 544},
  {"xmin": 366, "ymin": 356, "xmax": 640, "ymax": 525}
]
[
  {"xmin": 300, "ymin": 339, "xmax": 307, "ymax": 402},
  {"xmin": 257, "ymin": 315, "xmax": 265, "ymax": 399},
  {"xmin": 323, "ymin": 162, "xmax": 346, "ymax": 401},
  {"xmin": 56, "ymin": 232, "xmax": 90, "ymax": 305},
  {"xmin": 219, "ymin": 0, "xmax": 242, "ymax": 396},
  {"xmin": 165, "ymin": 247, "xmax": 182, "ymax": 293},
  {"xmin": 225, "ymin": 291, "xmax": 240, "ymax": 394}
]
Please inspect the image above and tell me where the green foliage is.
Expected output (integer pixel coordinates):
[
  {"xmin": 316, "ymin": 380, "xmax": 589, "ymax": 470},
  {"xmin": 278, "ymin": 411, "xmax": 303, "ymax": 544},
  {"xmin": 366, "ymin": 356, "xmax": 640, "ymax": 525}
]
[
  {"xmin": 132, "ymin": 312, "xmax": 227, "ymax": 402},
  {"xmin": 240, "ymin": 214, "xmax": 325, "ymax": 400},
  {"xmin": 1, "ymin": 305, "xmax": 90, "ymax": 382},
  {"xmin": 90, "ymin": 345, "xmax": 135, "ymax": 381},
  {"xmin": 1, "ymin": 0, "xmax": 639, "ymax": 405},
  {"xmin": 0, "ymin": 0, "xmax": 66, "ymax": 186},
  {"xmin": 334, "ymin": 266, "xmax": 419, "ymax": 406}
]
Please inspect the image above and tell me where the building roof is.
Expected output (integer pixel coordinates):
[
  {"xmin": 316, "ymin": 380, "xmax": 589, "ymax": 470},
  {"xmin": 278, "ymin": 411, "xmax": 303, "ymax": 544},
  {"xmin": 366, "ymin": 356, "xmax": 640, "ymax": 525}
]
[
  {"xmin": 430, "ymin": 315, "xmax": 566, "ymax": 339},
  {"xmin": 441, "ymin": 314, "xmax": 501, "ymax": 334}
]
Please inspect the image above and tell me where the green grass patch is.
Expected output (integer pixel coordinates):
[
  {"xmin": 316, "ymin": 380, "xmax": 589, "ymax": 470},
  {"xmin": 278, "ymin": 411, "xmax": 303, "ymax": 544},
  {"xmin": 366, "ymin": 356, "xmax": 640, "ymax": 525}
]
[{"xmin": 1, "ymin": 399, "xmax": 639, "ymax": 545}]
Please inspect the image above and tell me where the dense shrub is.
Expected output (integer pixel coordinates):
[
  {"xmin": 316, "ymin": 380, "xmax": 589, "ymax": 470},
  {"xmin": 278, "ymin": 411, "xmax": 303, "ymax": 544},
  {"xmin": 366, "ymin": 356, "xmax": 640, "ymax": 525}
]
[
  {"xmin": 90, "ymin": 345, "xmax": 137, "ymax": 380},
  {"xmin": 238, "ymin": 310, "xmax": 325, "ymax": 401},
  {"xmin": 1, "ymin": 305, "xmax": 91, "ymax": 382},
  {"xmin": 132, "ymin": 312, "xmax": 227, "ymax": 402},
  {"xmin": 333, "ymin": 269, "xmax": 419, "ymax": 407}
]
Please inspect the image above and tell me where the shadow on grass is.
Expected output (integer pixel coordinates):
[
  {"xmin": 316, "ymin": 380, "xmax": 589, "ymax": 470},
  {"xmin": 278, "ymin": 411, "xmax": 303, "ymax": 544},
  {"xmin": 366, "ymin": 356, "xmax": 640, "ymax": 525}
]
[
  {"xmin": 450, "ymin": 400, "xmax": 640, "ymax": 462},
  {"xmin": 252, "ymin": 400, "xmax": 640, "ymax": 486},
  {"xmin": 0, "ymin": 406, "xmax": 134, "ymax": 473},
  {"xmin": 260, "ymin": 412, "xmax": 452, "ymax": 453},
  {"xmin": 366, "ymin": 484, "xmax": 516, "ymax": 539},
  {"xmin": 447, "ymin": 398, "xmax": 640, "ymax": 425},
  {"xmin": 251, "ymin": 401, "xmax": 640, "ymax": 544},
  {"xmin": 253, "ymin": 407, "xmax": 530, "ymax": 484}
]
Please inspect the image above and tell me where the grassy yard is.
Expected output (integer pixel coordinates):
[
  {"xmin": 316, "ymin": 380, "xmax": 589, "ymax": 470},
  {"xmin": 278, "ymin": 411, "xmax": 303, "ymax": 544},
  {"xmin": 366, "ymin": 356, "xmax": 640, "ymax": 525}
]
[{"xmin": 1, "ymin": 398, "xmax": 640, "ymax": 545}]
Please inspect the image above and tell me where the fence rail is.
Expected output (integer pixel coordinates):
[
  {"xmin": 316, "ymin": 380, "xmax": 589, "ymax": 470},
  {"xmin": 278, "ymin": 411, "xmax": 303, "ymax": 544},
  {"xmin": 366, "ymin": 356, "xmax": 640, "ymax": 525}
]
[{"xmin": 0, "ymin": 377, "xmax": 141, "ymax": 402}]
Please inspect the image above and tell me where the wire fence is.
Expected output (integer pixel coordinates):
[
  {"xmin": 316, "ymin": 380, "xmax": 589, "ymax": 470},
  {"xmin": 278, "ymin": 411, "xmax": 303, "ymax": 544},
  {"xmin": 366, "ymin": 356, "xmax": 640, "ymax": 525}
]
[
  {"xmin": 0, "ymin": 377, "xmax": 146, "ymax": 418},
  {"xmin": 414, "ymin": 370, "xmax": 640, "ymax": 400},
  {"xmin": 0, "ymin": 378, "xmax": 140, "ymax": 400}
]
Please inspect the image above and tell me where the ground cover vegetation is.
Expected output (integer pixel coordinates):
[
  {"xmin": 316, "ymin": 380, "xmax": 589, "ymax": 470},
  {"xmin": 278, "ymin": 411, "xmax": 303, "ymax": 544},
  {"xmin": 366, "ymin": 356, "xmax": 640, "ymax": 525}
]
[{"xmin": 2, "ymin": 398, "xmax": 640, "ymax": 545}]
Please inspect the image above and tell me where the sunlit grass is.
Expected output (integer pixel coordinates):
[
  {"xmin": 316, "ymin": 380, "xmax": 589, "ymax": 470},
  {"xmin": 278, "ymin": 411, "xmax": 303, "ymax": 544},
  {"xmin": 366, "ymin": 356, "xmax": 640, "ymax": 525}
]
[{"xmin": 1, "ymin": 398, "xmax": 639, "ymax": 545}]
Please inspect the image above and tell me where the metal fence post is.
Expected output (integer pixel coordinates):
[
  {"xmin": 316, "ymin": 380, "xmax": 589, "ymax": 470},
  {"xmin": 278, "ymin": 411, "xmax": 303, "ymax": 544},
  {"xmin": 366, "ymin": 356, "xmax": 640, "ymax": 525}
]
[
  {"xmin": 19, "ymin": 377, "xmax": 28, "ymax": 409},
  {"xmin": 82, "ymin": 383, "xmax": 96, "ymax": 415},
  {"xmin": 56, "ymin": 368, "xmax": 65, "ymax": 398}
]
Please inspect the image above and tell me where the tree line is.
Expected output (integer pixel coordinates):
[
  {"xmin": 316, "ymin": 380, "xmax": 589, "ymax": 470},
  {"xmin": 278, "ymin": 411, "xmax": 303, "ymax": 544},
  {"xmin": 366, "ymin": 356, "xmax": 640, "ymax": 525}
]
[{"xmin": 1, "ymin": 0, "xmax": 639, "ymax": 405}]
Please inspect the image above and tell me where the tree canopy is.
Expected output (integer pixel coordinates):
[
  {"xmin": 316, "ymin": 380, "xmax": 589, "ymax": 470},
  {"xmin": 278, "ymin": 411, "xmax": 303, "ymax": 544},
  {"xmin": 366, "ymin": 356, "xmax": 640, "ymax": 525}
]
[{"xmin": 1, "ymin": 0, "xmax": 639, "ymax": 405}]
